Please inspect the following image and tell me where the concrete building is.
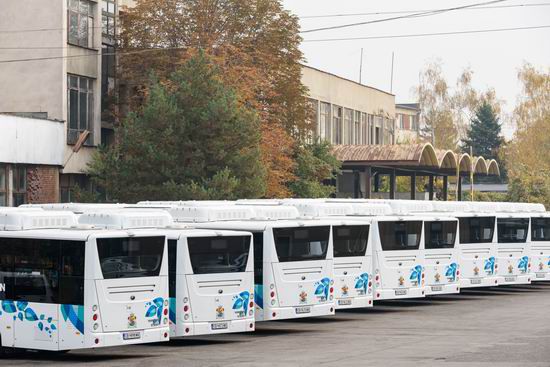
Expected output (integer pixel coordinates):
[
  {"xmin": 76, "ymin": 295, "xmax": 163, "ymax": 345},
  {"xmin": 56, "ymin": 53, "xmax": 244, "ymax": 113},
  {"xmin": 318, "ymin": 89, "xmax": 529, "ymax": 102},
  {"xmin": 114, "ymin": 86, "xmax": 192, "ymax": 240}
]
[
  {"xmin": 395, "ymin": 103, "xmax": 422, "ymax": 144},
  {"xmin": 0, "ymin": 0, "xmax": 119, "ymax": 204}
]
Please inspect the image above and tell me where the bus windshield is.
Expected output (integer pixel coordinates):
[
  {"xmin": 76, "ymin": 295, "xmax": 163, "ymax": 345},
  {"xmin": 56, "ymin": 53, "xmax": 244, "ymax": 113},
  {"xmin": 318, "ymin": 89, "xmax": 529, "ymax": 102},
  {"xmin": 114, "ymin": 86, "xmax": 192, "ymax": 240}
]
[
  {"xmin": 333, "ymin": 225, "xmax": 369, "ymax": 257},
  {"xmin": 273, "ymin": 226, "xmax": 330, "ymax": 262},
  {"xmin": 97, "ymin": 236, "xmax": 165, "ymax": 279},
  {"xmin": 378, "ymin": 221, "xmax": 422, "ymax": 251},
  {"xmin": 425, "ymin": 221, "xmax": 457, "ymax": 249},
  {"xmin": 532, "ymin": 218, "xmax": 550, "ymax": 241},
  {"xmin": 459, "ymin": 217, "xmax": 495, "ymax": 244},
  {"xmin": 497, "ymin": 218, "xmax": 529, "ymax": 243},
  {"xmin": 187, "ymin": 236, "xmax": 250, "ymax": 274}
]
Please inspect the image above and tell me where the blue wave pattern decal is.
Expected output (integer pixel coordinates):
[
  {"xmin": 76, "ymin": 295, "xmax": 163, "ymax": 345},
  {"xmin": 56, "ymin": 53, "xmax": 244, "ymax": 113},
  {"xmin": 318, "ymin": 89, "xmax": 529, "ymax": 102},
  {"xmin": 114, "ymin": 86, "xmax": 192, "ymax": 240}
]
[
  {"xmin": 548, "ymin": 257, "xmax": 550, "ymax": 266},
  {"xmin": 484, "ymin": 257, "xmax": 496, "ymax": 275},
  {"xmin": 518, "ymin": 256, "xmax": 529, "ymax": 273},
  {"xmin": 169, "ymin": 297, "xmax": 176, "ymax": 324},
  {"xmin": 232, "ymin": 291, "xmax": 250, "ymax": 314},
  {"xmin": 445, "ymin": 263, "xmax": 458, "ymax": 282},
  {"xmin": 0, "ymin": 300, "xmax": 57, "ymax": 337},
  {"xmin": 145, "ymin": 297, "xmax": 164, "ymax": 324},
  {"xmin": 354, "ymin": 273, "xmax": 369, "ymax": 294},
  {"xmin": 61, "ymin": 304, "xmax": 84, "ymax": 334},
  {"xmin": 254, "ymin": 285, "xmax": 264, "ymax": 309},
  {"xmin": 410, "ymin": 265, "xmax": 423, "ymax": 285},
  {"xmin": 315, "ymin": 278, "xmax": 331, "ymax": 301}
]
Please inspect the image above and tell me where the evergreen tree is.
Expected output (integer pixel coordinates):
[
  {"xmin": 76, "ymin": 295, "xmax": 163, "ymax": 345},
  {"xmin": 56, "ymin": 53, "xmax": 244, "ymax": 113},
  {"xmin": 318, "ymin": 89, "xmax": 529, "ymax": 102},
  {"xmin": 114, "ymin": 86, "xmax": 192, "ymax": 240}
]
[
  {"xmin": 461, "ymin": 101, "xmax": 504, "ymax": 159},
  {"xmin": 88, "ymin": 53, "xmax": 266, "ymax": 202}
]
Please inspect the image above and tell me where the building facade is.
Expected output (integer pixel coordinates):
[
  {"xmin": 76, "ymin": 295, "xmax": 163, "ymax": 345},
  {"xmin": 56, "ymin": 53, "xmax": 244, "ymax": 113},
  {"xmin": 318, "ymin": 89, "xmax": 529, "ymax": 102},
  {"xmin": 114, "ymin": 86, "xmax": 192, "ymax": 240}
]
[{"xmin": 395, "ymin": 103, "xmax": 422, "ymax": 144}]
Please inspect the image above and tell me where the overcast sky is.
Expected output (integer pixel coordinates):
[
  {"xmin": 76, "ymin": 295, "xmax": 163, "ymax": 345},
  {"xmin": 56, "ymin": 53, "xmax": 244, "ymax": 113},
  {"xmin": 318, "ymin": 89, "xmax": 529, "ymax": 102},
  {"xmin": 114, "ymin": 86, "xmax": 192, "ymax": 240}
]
[{"xmin": 282, "ymin": 0, "xmax": 550, "ymax": 137}]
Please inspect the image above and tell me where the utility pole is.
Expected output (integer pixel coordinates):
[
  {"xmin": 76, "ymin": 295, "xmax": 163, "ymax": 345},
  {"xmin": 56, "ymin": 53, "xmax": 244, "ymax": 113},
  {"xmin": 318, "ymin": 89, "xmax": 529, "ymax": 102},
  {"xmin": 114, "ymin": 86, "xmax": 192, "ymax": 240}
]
[
  {"xmin": 359, "ymin": 48, "xmax": 364, "ymax": 84},
  {"xmin": 390, "ymin": 52, "xmax": 394, "ymax": 93},
  {"xmin": 470, "ymin": 146, "xmax": 475, "ymax": 201}
]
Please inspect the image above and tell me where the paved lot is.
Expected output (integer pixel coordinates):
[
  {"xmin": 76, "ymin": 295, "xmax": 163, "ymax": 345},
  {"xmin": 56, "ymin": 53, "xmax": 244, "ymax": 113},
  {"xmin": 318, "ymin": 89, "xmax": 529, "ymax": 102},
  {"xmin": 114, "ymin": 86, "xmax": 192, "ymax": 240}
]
[{"xmin": 4, "ymin": 283, "xmax": 550, "ymax": 367}]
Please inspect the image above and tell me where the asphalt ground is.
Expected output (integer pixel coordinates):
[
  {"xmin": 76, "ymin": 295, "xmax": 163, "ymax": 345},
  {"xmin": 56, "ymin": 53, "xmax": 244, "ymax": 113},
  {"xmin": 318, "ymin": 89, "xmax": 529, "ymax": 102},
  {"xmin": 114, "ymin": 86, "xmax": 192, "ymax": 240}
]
[{"xmin": 3, "ymin": 282, "xmax": 550, "ymax": 367}]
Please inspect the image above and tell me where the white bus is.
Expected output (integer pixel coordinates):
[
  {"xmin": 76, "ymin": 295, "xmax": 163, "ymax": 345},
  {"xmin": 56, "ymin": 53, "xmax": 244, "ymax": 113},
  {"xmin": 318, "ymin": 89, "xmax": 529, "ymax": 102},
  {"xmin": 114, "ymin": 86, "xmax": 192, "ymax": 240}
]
[
  {"xmin": 161, "ymin": 203, "xmax": 336, "ymax": 321},
  {"xmin": 0, "ymin": 209, "xmax": 170, "ymax": 353},
  {"xmin": 530, "ymin": 212, "xmax": 550, "ymax": 281}
]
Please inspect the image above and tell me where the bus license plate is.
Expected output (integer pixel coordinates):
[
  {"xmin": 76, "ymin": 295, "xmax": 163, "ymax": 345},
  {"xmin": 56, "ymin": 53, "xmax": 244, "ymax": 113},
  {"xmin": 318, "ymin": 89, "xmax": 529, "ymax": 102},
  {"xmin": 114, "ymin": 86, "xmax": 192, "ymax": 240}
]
[
  {"xmin": 536, "ymin": 273, "xmax": 546, "ymax": 279},
  {"xmin": 123, "ymin": 331, "xmax": 141, "ymax": 340},
  {"xmin": 395, "ymin": 289, "xmax": 408, "ymax": 296},
  {"xmin": 431, "ymin": 286, "xmax": 443, "ymax": 292},
  {"xmin": 338, "ymin": 299, "xmax": 352, "ymax": 306},
  {"xmin": 211, "ymin": 322, "xmax": 228, "ymax": 330},
  {"xmin": 505, "ymin": 277, "xmax": 516, "ymax": 282},
  {"xmin": 470, "ymin": 279, "xmax": 482, "ymax": 285},
  {"xmin": 295, "ymin": 306, "xmax": 311, "ymax": 314}
]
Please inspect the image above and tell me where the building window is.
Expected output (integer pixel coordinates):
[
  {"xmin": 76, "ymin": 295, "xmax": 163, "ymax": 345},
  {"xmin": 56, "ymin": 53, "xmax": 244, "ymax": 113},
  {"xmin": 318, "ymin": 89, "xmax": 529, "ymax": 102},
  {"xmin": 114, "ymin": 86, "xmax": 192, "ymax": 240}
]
[
  {"xmin": 374, "ymin": 116, "xmax": 383, "ymax": 145},
  {"xmin": 343, "ymin": 108, "xmax": 353, "ymax": 145},
  {"xmin": 411, "ymin": 115, "xmax": 418, "ymax": 131},
  {"xmin": 68, "ymin": 74, "xmax": 94, "ymax": 145},
  {"xmin": 60, "ymin": 174, "xmax": 91, "ymax": 203},
  {"xmin": 102, "ymin": 0, "xmax": 116, "ymax": 44},
  {"xmin": 397, "ymin": 114, "xmax": 404, "ymax": 129},
  {"xmin": 319, "ymin": 102, "xmax": 331, "ymax": 142},
  {"xmin": 12, "ymin": 166, "xmax": 27, "ymax": 206},
  {"xmin": 68, "ymin": 0, "xmax": 94, "ymax": 48},
  {"xmin": 361, "ymin": 112, "xmax": 368, "ymax": 145},
  {"xmin": 353, "ymin": 111, "xmax": 361, "ymax": 144},
  {"xmin": 306, "ymin": 99, "xmax": 319, "ymax": 142},
  {"xmin": 0, "ymin": 165, "xmax": 6, "ymax": 206},
  {"xmin": 332, "ymin": 106, "xmax": 342, "ymax": 145}
]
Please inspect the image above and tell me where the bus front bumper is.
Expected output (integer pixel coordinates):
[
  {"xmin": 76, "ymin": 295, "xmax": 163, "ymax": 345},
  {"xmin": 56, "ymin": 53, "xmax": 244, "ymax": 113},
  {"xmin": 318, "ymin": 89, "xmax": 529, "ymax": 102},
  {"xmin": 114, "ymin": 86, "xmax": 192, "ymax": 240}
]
[
  {"xmin": 262, "ymin": 303, "xmax": 335, "ymax": 321},
  {"xmin": 176, "ymin": 318, "xmax": 255, "ymax": 337},
  {"xmin": 92, "ymin": 327, "xmax": 170, "ymax": 348},
  {"xmin": 374, "ymin": 287, "xmax": 425, "ymax": 300},
  {"xmin": 424, "ymin": 283, "xmax": 460, "ymax": 296},
  {"xmin": 531, "ymin": 272, "xmax": 550, "ymax": 281},
  {"xmin": 335, "ymin": 296, "xmax": 373, "ymax": 309},
  {"xmin": 460, "ymin": 276, "xmax": 502, "ymax": 288}
]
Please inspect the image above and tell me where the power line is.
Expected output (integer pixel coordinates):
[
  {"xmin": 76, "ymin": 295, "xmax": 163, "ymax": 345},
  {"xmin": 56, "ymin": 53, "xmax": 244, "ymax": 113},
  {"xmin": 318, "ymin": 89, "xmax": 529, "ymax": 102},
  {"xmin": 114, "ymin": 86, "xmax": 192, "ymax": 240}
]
[
  {"xmin": 302, "ymin": 24, "xmax": 550, "ymax": 42},
  {"xmin": 299, "ymin": 2, "xmax": 550, "ymax": 19},
  {"xmin": 300, "ymin": 0, "xmax": 508, "ymax": 33}
]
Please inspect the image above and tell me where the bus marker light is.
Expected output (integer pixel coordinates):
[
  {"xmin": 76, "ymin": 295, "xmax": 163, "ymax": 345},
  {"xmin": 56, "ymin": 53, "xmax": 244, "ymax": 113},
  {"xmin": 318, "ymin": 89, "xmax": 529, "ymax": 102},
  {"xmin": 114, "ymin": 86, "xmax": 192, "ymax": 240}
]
[
  {"xmin": 184, "ymin": 314, "xmax": 189, "ymax": 320},
  {"xmin": 249, "ymin": 301, "xmax": 254, "ymax": 308},
  {"xmin": 270, "ymin": 291, "xmax": 275, "ymax": 298},
  {"xmin": 163, "ymin": 308, "xmax": 168, "ymax": 316},
  {"xmin": 368, "ymin": 300, "xmax": 372, "ymax": 305},
  {"xmin": 94, "ymin": 338, "xmax": 99, "ymax": 345},
  {"xmin": 270, "ymin": 284, "xmax": 275, "ymax": 290},
  {"xmin": 375, "ymin": 275, "xmax": 379, "ymax": 281},
  {"xmin": 271, "ymin": 300, "xmax": 276, "ymax": 306},
  {"xmin": 163, "ymin": 318, "xmax": 168, "ymax": 325},
  {"xmin": 183, "ymin": 297, "xmax": 189, "ymax": 303},
  {"xmin": 93, "ymin": 323, "xmax": 99, "ymax": 331},
  {"xmin": 272, "ymin": 312, "xmax": 277, "ymax": 318},
  {"xmin": 164, "ymin": 332, "xmax": 168, "ymax": 338},
  {"xmin": 368, "ymin": 282, "xmax": 372, "ymax": 287},
  {"xmin": 249, "ymin": 323, "xmax": 254, "ymax": 329},
  {"xmin": 185, "ymin": 328, "xmax": 190, "ymax": 333},
  {"xmin": 92, "ymin": 305, "xmax": 98, "ymax": 312},
  {"xmin": 329, "ymin": 287, "xmax": 334, "ymax": 293},
  {"xmin": 376, "ymin": 293, "xmax": 380, "ymax": 298},
  {"xmin": 93, "ymin": 314, "xmax": 98, "ymax": 321},
  {"xmin": 183, "ymin": 305, "xmax": 189, "ymax": 312},
  {"xmin": 164, "ymin": 300, "xmax": 169, "ymax": 307},
  {"xmin": 330, "ymin": 307, "xmax": 334, "ymax": 313}
]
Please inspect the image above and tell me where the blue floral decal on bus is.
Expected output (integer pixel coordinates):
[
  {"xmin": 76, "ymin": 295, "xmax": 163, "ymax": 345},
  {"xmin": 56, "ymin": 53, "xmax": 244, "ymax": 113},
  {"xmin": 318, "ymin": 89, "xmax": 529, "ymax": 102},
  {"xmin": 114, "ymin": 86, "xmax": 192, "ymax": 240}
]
[
  {"xmin": 315, "ymin": 278, "xmax": 331, "ymax": 301},
  {"xmin": 0, "ymin": 300, "xmax": 57, "ymax": 337},
  {"xmin": 61, "ymin": 304, "xmax": 84, "ymax": 334},
  {"xmin": 410, "ymin": 266, "xmax": 423, "ymax": 285},
  {"xmin": 169, "ymin": 298, "xmax": 176, "ymax": 324},
  {"xmin": 145, "ymin": 297, "xmax": 164, "ymax": 325},
  {"xmin": 232, "ymin": 291, "xmax": 251, "ymax": 317},
  {"xmin": 254, "ymin": 284, "xmax": 264, "ymax": 309},
  {"xmin": 445, "ymin": 263, "xmax": 458, "ymax": 282},
  {"xmin": 518, "ymin": 256, "xmax": 529, "ymax": 273},
  {"xmin": 484, "ymin": 257, "xmax": 496, "ymax": 275},
  {"xmin": 354, "ymin": 273, "xmax": 369, "ymax": 295}
]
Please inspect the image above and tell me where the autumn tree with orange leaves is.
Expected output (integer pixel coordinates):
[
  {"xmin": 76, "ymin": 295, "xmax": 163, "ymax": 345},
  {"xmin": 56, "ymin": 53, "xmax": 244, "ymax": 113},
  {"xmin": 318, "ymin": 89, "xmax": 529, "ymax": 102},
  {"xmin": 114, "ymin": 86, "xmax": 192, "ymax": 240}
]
[{"xmin": 117, "ymin": 0, "xmax": 313, "ymax": 197}]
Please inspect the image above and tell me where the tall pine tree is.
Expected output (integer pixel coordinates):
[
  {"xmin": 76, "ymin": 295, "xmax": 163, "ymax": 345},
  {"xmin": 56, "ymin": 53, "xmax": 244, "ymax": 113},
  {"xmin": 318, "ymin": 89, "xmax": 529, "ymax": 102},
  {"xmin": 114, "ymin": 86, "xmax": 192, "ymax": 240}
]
[{"xmin": 462, "ymin": 101, "xmax": 503, "ymax": 160}]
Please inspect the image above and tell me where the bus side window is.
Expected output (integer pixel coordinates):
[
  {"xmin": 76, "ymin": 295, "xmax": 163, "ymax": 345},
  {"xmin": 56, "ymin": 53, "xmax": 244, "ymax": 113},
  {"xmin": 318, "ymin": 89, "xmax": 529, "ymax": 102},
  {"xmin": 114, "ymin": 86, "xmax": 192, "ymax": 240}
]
[
  {"xmin": 168, "ymin": 240, "xmax": 177, "ymax": 298},
  {"xmin": 59, "ymin": 240, "xmax": 85, "ymax": 306},
  {"xmin": 0, "ymin": 238, "xmax": 14, "ymax": 300},
  {"xmin": 253, "ymin": 233, "xmax": 263, "ymax": 286}
]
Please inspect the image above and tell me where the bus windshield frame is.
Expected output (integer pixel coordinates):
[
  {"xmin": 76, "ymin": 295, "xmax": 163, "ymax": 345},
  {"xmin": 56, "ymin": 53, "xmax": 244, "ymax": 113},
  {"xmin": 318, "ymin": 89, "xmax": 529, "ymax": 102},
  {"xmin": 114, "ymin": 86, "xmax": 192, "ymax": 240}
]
[
  {"xmin": 378, "ymin": 221, "xmax": 422, "ymax": 251},
  {"xmin": 187, "ymin": 235, "xmax": 251, "ymax": 274},
  {"xmin": 273, "ymin": 226, "xmax": 330, "ymax": 262},
  {"xmin": 333, "ymin": 225, "xmax": 369, "ymax": 257},
  {"xmin": 424, "ymin": 221, "xmax": 457, "ymax": 249},
  {"xmin": 97, "ymin": 236, "xmax": 165, "ymax": 279},
  {"xmin": 497, "ymin": 218, "xmax": 529, "ymax": 243}
]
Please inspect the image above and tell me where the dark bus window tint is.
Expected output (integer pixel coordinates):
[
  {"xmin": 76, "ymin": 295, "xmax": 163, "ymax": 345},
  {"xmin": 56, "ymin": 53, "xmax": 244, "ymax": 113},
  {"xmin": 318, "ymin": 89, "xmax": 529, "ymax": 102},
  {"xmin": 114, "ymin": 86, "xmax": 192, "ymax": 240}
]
[
  {"xmin": 59, "ymin": 241, "xmax": 85, "ymax": 305},
  {"xmin": 97, "ymin": 236, "xmax": 165, "ymax": 279},
  {"xmin": 333, "ymin": 225, "xmax": 369, "ymax": 257},
  {"xmin": 253, "ymin": 232, "xmax": 263, "ymax": 286},
  {"xmin": 378, "ymin": 221, "xmax": 422, "ymax": 251},
  {"xmin": 168, "ymin": 240, "xmax": 177, "ymax": 298},
  {"xmin": 187, "ymin": 236, "xmax": 250, "ymax": 274},
  {"xmin": 0, "ymin": 239, "xmax": 14, "ymax": 300},
  {"xmin": 459, "ymin": 217, "xmax": 495, "ymax": 244},
  {"xmin": 497, "ymin": 218, "xmax": 529, "ymax": 243},
  {"xmin": 425, "ymin": 221, "xmax": 457, "ymax": 249},
  {"xmin": 273, "ymin": 226, "xmax": 330, "ymax": 262},
  {"xmin": 532, "ymin": 218, "xmax": 550, "ymax": 241}
]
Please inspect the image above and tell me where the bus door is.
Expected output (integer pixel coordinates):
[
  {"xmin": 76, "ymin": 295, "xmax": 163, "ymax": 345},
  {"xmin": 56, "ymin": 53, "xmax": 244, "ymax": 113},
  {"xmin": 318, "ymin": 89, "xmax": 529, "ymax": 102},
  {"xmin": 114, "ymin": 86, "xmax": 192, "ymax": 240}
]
[{"xmin": 184, "ymin": 235, "xmax": 252, "ymax": 331}]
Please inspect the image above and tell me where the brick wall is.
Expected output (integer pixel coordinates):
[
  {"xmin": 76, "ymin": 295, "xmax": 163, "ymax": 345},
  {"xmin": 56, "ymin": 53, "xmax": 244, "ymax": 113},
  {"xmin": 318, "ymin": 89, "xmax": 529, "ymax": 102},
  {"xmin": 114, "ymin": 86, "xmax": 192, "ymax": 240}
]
[{"xmin": 27, "ymin": 165, "xmax": 60, "ymax": 203}]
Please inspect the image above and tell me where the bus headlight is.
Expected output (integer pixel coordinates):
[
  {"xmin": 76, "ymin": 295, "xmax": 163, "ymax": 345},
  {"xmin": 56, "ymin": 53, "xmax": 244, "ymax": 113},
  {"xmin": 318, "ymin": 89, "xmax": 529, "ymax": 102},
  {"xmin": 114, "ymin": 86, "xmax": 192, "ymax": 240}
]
[{"xmin": 93, "ymin": 323, "xmax": 99, "ymax": 331}]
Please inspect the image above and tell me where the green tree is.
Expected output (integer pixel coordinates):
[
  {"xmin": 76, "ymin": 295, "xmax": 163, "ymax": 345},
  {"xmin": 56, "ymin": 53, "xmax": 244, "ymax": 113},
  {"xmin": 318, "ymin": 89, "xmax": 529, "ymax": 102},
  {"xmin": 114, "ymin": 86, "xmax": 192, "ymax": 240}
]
[
  {"xmin": 88, "ymin": 53, "xmax": 266, "ymax": 202},
  {"xmin": 461, "ymin": 101, "xmax": 503, "ymax": 159},
  {"xmin": 288, "ymin": 140, "xmax": 341, "ymax": 198}
]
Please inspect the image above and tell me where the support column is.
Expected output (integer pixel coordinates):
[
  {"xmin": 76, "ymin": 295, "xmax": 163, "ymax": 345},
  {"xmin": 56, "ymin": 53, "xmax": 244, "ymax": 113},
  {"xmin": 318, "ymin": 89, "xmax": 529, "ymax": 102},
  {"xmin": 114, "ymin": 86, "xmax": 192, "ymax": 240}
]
[
  {"xmin": 428, "ymin": 175, "xmax": 434, "ymax": 201},
  {"xmin": 410, "ymin": 172, "xmax": 416, "ymax": 200},
  {"xmin": 364, "ymin": 166, "xmax": 372, "ymax": 199},
  {"xmin": 353, "ymin": 170, "xmax": 360, "ymax": 199},
  {"xmin": 442, "ymin": 176, "xmax": 448, "ymax": 201},
  {"xmin": 374, "ymin": 172, "xmax": 380, "ymax": 193},
  {"xmin": 457, "ymin": 176, "xmax": 463, "ymax": 201},
  {"xmin": 389, "ymin": 170, "xmax": 396, "ymax": 200}
]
